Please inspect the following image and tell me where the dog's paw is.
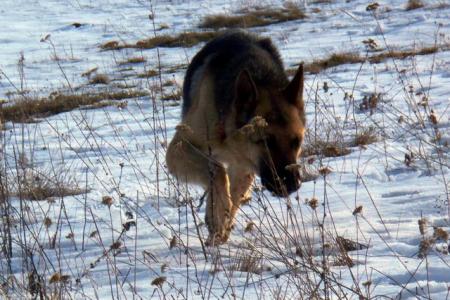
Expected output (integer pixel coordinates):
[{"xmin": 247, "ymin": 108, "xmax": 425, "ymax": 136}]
[{"xmin": 205, "ymin": 231, "xmax": 230, "ymax": 246}]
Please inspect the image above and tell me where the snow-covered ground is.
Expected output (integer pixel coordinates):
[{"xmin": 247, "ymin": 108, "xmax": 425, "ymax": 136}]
[{"xmin": 1, "ymin": 0, "xmax": 449, "ymax": 299}]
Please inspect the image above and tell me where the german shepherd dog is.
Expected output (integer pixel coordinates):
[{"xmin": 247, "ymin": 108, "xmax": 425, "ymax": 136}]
[{"xmin": 166, "ymin": 31, "xmax": 305, "ymax": 245}]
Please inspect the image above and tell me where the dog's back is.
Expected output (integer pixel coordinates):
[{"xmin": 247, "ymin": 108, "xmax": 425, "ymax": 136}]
[{"xmin": 182, "ymin": 31, "xmax": 288, "ymax": 126}]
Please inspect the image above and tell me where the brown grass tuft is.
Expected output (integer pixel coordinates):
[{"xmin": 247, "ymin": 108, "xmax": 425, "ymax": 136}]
[
  {"xmin": 118, "ymin": 56, "xmax": 146, "ymax": 65},
  {"xmin": 0, "ymin": 90, "xmax": 147, "ymax": 123},
  {"xmin": 369, "ymin": 46, "xmax": 438, "ymax": 63},
  {"xmin": 305, "ymin": 52, "xmax": 363, "ymax": 74},
  {"xmin": 302, "ymin": 140, "xmax": 351, "ymax": 158},
  {"xmin": 89, "ymin": 74, "xmax": 110, "ymax": 85},
  {"xmin": 288, "ymin": 44, "xmax": 445, "ymax": 75},
  {"xmin": 231, "ymin": 250, "xmax": 262, "ymax": 274},
  {"xmin": 199, "ymin": 4, "xmax": 306, "ymax": 29},
  {"xmin": 161, "ymin": 89, "xmax": 182, "ymax": 101},
  {"xmin": 100, "ymin": 40, "xmax": 121, "ymax": 50},
  {"xmin": 137, "ymin": 69, "xmax": 159, "ymax": 78},
  {"xmin": 135, "ymin": 31, "xmax": 220, "ymax": 49},
  {"xmin": 17, "ymin": 170, "xmax": 85, "ymax": 201},
  {"xmin": 353, "ymin": 127, "xmax": 378, "ymax": 147},
  {"xmin": 406, "ymin": 0, "xmax": 424, "ymax": 10}
]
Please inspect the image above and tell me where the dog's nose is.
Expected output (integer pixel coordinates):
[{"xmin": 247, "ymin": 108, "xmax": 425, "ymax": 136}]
[{"xmin": 283, "ymin": 171, "xmax": 300, "ymax": 194}]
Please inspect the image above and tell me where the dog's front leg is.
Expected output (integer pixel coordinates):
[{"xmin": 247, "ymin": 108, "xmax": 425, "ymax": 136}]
[
  {"xmin": 227, "ymin": 166, "xmax": 254, "ymax": 232},
  {"xmin": 205, "ymin": 163, "xmax": 233, "ymax": 245}
]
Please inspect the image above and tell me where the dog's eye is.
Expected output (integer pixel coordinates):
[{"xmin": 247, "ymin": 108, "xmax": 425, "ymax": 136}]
[{"xmin": 290, "ymin": 137, "xmax": 301, "ymax": 149}]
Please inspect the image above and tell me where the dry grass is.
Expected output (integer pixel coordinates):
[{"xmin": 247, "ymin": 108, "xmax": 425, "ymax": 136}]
[
  {"xmin": 302, "ymin": 140, "xmax": 351, "ymax": 158},
  {"xmin": 18, "ymin": 172, "xmax": 85, "ymax": 201},
  {"xmin": 199, "ymin": 4, "xmax": 306, "ymax": 29},
  {"xmin": 353, "ymin": 127, "xmax": 378, "ymax": 146},
  {"xmin": 118, "ymin": 56, "xmax": 147, "ymax": 65},
  {"xmin": 368, "ymin": 45, "xmax": 439, "ymax": 63},
  {"xmin": 230, "ymin": 250, "xmax": 262, "ymax": 275},
  {"xmin": 101, "ymin": 32, "xmax": 222, "ymax": 51},
  {"xmin": 0, "ymin": 90, "xmax": 147, "ymax": 123},
  {"xmin": 135, "ymin": 31, "xmax": 221, "ymax": 49},
  {"xmin": 100, "ymin": 40, "xmax": 121, "ymax": 50},
  {"xmin": 89, "ymin": 74, "xmax": 110, "ymax": 85},
  {"xmin": 287, "ymin": 52, "xmax": 363, "ymax": 76},
  {"xmin": 137, "ymin": 69, "xmax": 159, "ymax": 78},
  {"xmin": 305, "ymin": 52, "xmax": 363, "ymax": 74},
  {"xmin": 161, "ymin": 89, "xmax": 182, "ymax": 101},
  {"xmin": 288, "ymin": 44, "xmax": 445, "ymax": 75},
  {"xmin": 406, "ymin": 0, "xmax": 425, "ymax": 10}
]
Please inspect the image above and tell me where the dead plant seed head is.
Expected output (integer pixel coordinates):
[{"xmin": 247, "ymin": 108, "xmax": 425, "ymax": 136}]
[
  {"xmin": 169, "ymin": 236, "xmax": 178, "ymax": 249},
  {"xmin": 307, "ymin": 197, "xmax": 319, "ymax": 210},
  {"xmin": 418, "ymin": 217, "xmax": 428, "ymax": 235},
  {"xmin": 244, "ymin": 221, "xmax": 255, "ymax": 232},
  {"xmin": 318, "ymin": 166, "xmax": 332, "ymax": 176},
  {"xmin": 418, "ymin": 238, "xmax": 435, "ymax": 258},
  {"xmin": 353, "ymin": 205, "xmax": 363, "ymax": 216},
  {"xmin": 429, "ymin": 110, "xmax": 438, "ymax": 125},
  {"xmin": 44, "ymin": 217, "xmax": 52, "ymax": 228},
  {"xmin": 102, "ymin": 196, "xmax": 113, "ymax": 207},
  {"xmin": 151, "ymin": 276, "xmax": 166, "ymax": 287},
  {"xmin": 433, "ymin": 227, "xmax": 449, "ymax": 241},
  {"xmin": 110, "ymin": 241, "xmax": 122, "ymax": 250}
]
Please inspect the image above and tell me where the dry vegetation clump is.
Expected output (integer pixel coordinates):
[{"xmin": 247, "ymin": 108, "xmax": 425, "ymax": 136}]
[
  {"xmin": 288, "ymin": 44, "xmax": 446, "ymax": 75},
  {"xmin": 230, "ymin": 250, "xmax": 263, "ymax": 274},
  {"xmin": 406, "ymin": 0, "xmax": 425, "ymax": 10},
  {"xmin": 353, "ymin": 127, "xmax": 378, "ymax": 147},
  {"xmin": 100, "ymin": 40, "xmax": 121, "ymax": 50},
  {"xmin": 16, "ymin": 169, "xmax": 85, "ymax": 201},
  {"xmin": 135, "ymin": 31, "xmax": 221, "ymax": 49},
  {"xmin": 137, "ymin": 69, "xmax": 159, "ymax": 78},
  {"xmin": 89, "ymin": 74, "xmax": 110, "ymax": 85},
  {"xmin": 165, "ymin": 63, "xmax": 189, "ymax": 74},
  {"xmin": 288, "ymin": 52, "xmax": 364, "ymax": 75},
  {"xmin": 369, "ymin": 45, "xmax": 439, "ymax": 63},
  {"xmin": 359, "ymin": 93, "xmax": 380, "ymax": 113},
  {"xmin": 118, "ymin": 56, "xmax": 147, "ymax": 65},
  {"xmin": 306, "ymin": 52, "xmax": 363, "ymax": 74},
  {"xmin": 302, "ymin": 140, "xmax": 351, "ymax": 158},
  {"xmin": 0, "ymin": 90, "xmax": 147, "ymax": 123},
  {"xmin": 199, "ymin": 3, "xmax": 306, "ymax": 29},
  {"xmin": 161, "ymin": 88, "xmax": 182, "ymax": 101}
]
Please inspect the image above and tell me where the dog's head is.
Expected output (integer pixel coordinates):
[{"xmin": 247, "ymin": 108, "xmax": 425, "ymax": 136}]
[{"xmin": 233, "ymin": 64, "xmax": 305, "ymax": 196}]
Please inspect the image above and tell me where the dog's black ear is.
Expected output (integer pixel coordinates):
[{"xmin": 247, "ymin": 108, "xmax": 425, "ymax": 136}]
[
  {"xmin": 235, "ymin": 69, "xmax": 258, "ymax": 126},
  {"xmin": 284, "ymin": 63, "xmax": 304, "ymax": 110}
]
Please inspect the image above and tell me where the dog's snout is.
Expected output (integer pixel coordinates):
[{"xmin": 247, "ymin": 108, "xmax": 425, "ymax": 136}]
[{"xmin": 260, "ymin": 162, "xmax": 300, "ymax": 196}]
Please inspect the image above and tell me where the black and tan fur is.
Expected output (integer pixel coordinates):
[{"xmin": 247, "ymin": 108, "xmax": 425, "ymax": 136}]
[{"xmin": 166, "ymin": 31, "xmax": 305, "ymax": 244}]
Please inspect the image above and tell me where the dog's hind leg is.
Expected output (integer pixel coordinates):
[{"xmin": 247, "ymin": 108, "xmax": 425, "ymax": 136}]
[{"xmin": 166, "ymin": 131, "xmax": 232, "ymax": 245}]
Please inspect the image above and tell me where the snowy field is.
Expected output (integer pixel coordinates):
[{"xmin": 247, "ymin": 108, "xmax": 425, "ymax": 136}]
[{"xmin": 1, "ymin": 0, "xmax": 449, "ymax": 299}]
